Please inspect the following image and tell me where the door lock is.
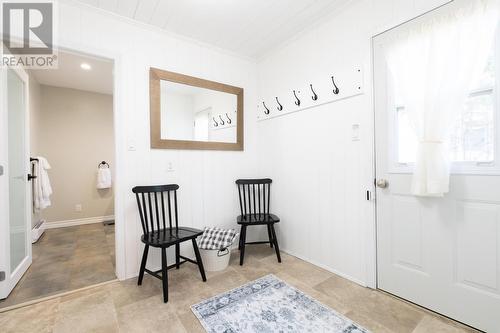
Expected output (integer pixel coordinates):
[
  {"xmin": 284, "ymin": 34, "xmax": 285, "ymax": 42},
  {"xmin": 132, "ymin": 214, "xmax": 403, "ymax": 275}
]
[{"xmin": 376, "ymin": 179, "xmax": 389, "ymax": 189}]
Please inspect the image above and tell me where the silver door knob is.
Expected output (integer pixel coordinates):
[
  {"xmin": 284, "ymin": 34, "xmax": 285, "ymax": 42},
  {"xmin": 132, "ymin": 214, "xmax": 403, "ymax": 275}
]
[{"xmin": 376, "ymin": 179, "xmax": 389, "ymax": 188}]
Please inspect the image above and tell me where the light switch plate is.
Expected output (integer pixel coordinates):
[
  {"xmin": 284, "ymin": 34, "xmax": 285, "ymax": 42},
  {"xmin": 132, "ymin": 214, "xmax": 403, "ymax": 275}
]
[
  {"xmin": 127, "ymin": 138, "xmax": 137, "ymax": 151},
  {"xmin": 352, "ymin": 124, "xmax": 360, "ymax": 141}
]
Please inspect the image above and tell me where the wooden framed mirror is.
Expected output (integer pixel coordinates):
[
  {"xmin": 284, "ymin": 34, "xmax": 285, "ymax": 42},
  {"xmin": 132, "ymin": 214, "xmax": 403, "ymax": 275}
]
[{"xmin": 150, "ymin": 68, "xmax": 244, "ymax": 150}]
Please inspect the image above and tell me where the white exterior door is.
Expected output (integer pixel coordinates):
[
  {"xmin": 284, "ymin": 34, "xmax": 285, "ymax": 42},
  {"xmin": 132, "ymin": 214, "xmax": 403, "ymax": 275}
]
[
  {"xmin": 373, "ymin": 6, "xmax": 500, "ymax": 333},
  {"xmin": 0, "ymin": 65, "xmax": 32, "ymax": 299}
]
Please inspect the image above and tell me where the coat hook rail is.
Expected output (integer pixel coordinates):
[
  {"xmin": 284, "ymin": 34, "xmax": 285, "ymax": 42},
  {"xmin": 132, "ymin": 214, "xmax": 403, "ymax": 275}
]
[
  {"xmin": 218, "ymin": 114, "xmax": 225, "ymax": 125},
  {"xmin": 293, "ymin": 90, "xmax": 301, "ymax": 106},
  {"xmin": 263, "ymin": 102, "xmax": 270, "ymax": 115},
  {"xmin": 310, "ymin": 84, "xmax": 318, "ymax": 101},
  {"xmin": 258, "ymin": 67, "xmax": 362, "ymax": 121},
  {"xmin": 275, "ymin": 97, "xmax": 283, "ymax": 111},
  {"xmin": 213, "ymin": 117, "xmax": 219, "ymax": 127},
  {"xmin": 331, "ymin": 76, "xmax": 340, "ymax": 95},
  {"xmin": 225, "ymin": 112, "xmax": 232, "ymax": 124}
]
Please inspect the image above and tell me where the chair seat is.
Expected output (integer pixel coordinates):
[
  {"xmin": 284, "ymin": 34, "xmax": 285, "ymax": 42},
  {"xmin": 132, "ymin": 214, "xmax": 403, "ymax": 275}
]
[
  {"xmin": 237, "ymin": 213, "xmax": 280, "ymax": 225},
  {"xmin": 141, "ymin": 227, "xmax": 203, "ymax": 247}
]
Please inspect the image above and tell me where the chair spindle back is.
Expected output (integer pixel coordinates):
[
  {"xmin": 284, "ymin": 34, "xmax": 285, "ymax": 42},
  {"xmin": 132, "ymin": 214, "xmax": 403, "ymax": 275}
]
[
  {"xmin": 235, "ymin": 179, "xmax": 272, "ymax": 218},
  {"xmin": 132, "ymin": 184, "xmax": 179, "ymax": 235}
]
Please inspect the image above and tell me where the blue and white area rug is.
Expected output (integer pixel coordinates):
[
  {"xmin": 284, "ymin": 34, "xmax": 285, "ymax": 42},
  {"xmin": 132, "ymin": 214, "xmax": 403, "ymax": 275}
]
[{"xmin": 191, "ymin": 274, "xmax": 369, "ymax": 333}]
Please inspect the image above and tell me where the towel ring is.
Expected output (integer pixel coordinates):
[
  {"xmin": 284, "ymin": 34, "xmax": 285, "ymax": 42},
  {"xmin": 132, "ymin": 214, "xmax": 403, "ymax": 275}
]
[{"xmin": 99, "ymin": 161, "xmax": 110, "ymax": 168}]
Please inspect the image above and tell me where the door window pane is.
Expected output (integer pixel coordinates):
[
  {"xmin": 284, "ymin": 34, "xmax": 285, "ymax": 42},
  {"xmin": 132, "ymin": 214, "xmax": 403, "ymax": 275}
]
[
  {"xmin": 7, "ymin": 69, "xmax": 27, "ymax": 272},
  {"xmin": 396, "ymin": 54, "xmax": 496, "ymax": 165},
  {"xmin": 397, "ymin": 107, "xmax": 418, "ymax": 164},
  {"xmin": 449, "ymin": 92, "xmax": 495, "ymax": 162}
]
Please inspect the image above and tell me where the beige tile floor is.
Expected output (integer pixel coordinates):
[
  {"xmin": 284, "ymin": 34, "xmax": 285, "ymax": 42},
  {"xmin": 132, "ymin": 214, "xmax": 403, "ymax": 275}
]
[
  {"xmin": 0, "ymin": 244, "xmax": 478, "ymax": 333},
  {"xmin": 0, "ymin": 223, "xmax": 116, "ymax": 309}
]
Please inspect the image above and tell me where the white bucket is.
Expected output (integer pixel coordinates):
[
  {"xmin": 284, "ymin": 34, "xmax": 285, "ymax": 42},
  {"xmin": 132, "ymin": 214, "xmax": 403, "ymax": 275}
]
[{"xmin": 200, "ymin": 247, "xmax": 231, "ymax": 272}]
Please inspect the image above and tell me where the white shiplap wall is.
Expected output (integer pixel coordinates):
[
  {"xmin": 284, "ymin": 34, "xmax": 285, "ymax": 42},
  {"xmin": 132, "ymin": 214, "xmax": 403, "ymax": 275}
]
[
  {"xmin": 256, "ymin": 0, "xmax": 451, "ymax": 286},
  {"xmin": 45, "ymin": 1, "xmax": 260, "ymax": 279},
  {"xmin": 12, "ymin": 0, "xmax": 452, "ymax": 285}
]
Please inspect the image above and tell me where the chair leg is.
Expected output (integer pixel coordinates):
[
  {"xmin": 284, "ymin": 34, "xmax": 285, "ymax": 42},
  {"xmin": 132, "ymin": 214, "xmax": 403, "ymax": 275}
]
[
  {"xmin": 238, "ymin": 228, "xmax": 242, "ymax": 250},
  {"xmin": 161, "ymin": 247, "xmax": 169, "ymax": 303},
  {"xmin": 175, "ymin": 243, "xmax": 180, "ymax": 269},
  {"xmin": 138, "ymin": 244, "xmax": 149, "ymax": 286},
  {"xmin": 270, "ymin": 224, "xmax": 282, "ymax": 263},
  {"xmin": 267, "ymin": 224, "xmax": 274, "ymax": 248},
  {"xmin": 239, "ymin": 225, "xmax": 247, "ymax": 266},
  {"xmin": 192, "ymin": 238, "xmax": 207, "ymax": 282}
]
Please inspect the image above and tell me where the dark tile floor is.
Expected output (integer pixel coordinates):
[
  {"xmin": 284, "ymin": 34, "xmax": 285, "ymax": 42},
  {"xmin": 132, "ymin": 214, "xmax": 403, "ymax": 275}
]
[{"xmin": 0, "ymin": 223, "xmax": 116, "ymax": 309}]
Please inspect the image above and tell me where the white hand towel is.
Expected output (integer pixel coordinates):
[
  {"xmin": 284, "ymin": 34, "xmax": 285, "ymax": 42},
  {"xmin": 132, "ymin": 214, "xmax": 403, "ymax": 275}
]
[
  {"xmin": 97, "ymin": 167, "xmax": 112, "ymax": 189},
  {"xmin": 34, "ymin": 156, "xmax": 53, "ymax": 211}
]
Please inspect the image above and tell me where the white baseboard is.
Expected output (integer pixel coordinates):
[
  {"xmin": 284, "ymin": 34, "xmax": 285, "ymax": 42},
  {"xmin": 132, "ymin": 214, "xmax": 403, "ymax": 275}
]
[
  {"xmin": 32, "ymin": 219, "xmax": 46, "ymax": 243},
  {"xmin": 280, "ymin": 247, "xmax": 368, "ymax": 288},
  {"xmin": 45, "ymin": 215, "xmax": 115, "ymax": 229}
]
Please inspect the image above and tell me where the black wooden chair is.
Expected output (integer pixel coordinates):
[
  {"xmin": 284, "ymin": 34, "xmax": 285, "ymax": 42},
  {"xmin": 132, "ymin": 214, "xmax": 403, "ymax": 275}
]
[
  {"xmin": 132, "ymin": 184, "xmax": 206, "ymax": 303},
  {"xmin": 236, "ymin": 178, "xmax": 281, "ymax": 265}
]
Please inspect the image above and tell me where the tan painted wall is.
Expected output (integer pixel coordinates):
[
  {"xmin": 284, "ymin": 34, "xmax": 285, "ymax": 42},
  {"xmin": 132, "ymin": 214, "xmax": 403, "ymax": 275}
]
[
  {"xmin": 32, "ymin": 85, "xmax": 114, "ymax": 223},
  {"xmin": 29, "ymin": 75, "xmax": 41, "ymax": 159},
  {"xmin": 29, "ymin": 74, "xmax": 42, "ymax": 227}
]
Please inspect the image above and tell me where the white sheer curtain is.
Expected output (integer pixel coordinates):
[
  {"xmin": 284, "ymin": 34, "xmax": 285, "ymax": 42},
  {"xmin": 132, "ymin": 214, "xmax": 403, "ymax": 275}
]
[{"xmin": 386, "ymin": 0, "xmax": 498, "ymax": 196}]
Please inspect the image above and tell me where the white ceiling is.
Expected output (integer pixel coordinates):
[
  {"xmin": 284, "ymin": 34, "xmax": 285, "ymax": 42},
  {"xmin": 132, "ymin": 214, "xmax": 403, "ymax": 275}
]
[
  {"xmin": 30, "ymin": 51, "xmax": 113, "ymax": 94},
  {"xmin": 74, "ymin": 0, "xmax": 351, "ymax": 59}
]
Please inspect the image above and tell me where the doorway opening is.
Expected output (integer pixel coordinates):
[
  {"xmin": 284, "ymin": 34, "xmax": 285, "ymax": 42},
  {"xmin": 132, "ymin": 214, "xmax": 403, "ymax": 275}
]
[{"xmin": 0, "ymin": 50, "xmax": 116, "ymax": 309}]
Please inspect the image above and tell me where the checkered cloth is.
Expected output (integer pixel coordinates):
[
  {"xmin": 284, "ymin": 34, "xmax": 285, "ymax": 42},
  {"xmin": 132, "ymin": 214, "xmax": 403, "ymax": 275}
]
[{"xmin": 198, "ymin": 227, "xmax": 237, "ymax": 250}]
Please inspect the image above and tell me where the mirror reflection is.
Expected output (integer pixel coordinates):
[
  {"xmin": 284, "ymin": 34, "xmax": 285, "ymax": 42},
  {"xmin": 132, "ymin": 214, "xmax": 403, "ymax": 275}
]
[{"xmin": 160, "ymin": 81, "xmax": 237, "ymax": 143}]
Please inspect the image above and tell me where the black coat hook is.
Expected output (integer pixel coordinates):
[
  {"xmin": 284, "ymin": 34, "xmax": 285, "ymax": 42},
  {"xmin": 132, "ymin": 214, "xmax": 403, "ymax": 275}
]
[
  {"xmin": 219, "ymin": 115, "xmax": 225, "ymax": 125},
  {"xmin": 262, "ymin": 101, "xmax": 270, "ymax": 115},
  {"xmin": 293, "ymin": 90, "xmax": 301, "ymax": 106},
  {"xmin": 225, "ymin": 112, "xmax": 232, "ymax": 124},
  {"xmin": 310, "ymin": 84, "xmax": 318, "ymax": 101},
  {"xmin": 275, "ymin": 97, "xmax": 283, "ymax": 111},
  {"xmin": 331, "ymin": 76, "xmax": 340, "ymax": 95},
  {"xmin": 213, "ymin": 117, "xmax": 219, "ymax": 127}
]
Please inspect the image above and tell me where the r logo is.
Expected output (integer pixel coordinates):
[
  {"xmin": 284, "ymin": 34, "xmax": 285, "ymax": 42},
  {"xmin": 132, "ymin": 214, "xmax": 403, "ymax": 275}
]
[{"xmin": 2, "ymin": 2, "xmax": 53, "ymax": 54}]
